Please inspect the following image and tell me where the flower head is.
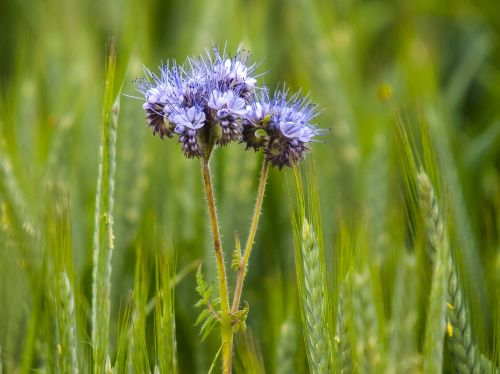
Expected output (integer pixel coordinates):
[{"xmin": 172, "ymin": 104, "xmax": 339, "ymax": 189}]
[
  {"xmin": 208, "ymin": 90, "xmax": 247, "ymax": 145},
  {"xmin": 242, "ymin": 89, "xmax": 273, "ymax": 151},
  {"xmin": 211, "ymin": 48, "xmax": 257, "ymax": 100},
  {"xmin": 135, "ymin": 46, "xmax": 324, "ymax": 165},
  {"xmin": 135, "ymin": 46, "xmax": 258, "ymax": 157},
  {"xmin": 242, "ymin": 89, "xmax": 323, "ymax": 168}
]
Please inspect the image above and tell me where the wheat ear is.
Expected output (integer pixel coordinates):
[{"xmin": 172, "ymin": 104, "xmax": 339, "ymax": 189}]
[
  {"xmin": 418, "ymin": 170, "xmax": 450, "ymax": 374},
  {"xmin": 300, "ymin": 219, "xmax": 333, "ymax": 373},
  {"xmin": 447, "ymin": 260, "xmax": 482, "ymax": 373},
  {"xmin": 336, "ymin": 283, "xmax": 353, "ymax": 374}
]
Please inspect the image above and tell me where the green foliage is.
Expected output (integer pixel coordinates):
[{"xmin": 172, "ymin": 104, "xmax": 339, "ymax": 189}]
[
  {"xmin": 195, "ymin": 265, "xmax": 221, "ymax": 341},
  {"xmin": 154, "ymin": 249, "xmax": 177, "ymax": 373}
]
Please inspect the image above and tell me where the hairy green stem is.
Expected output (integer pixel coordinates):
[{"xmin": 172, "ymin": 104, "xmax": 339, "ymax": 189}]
[
  {"xmin": 201, "ymin": 158, "xmax": 232, "ymax": 374},
  {"xmin": 231, "ymin": 158, "xmax": 269, "ymax": 314}
]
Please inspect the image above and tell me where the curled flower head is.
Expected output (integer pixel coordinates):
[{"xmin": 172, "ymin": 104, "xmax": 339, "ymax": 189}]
[
  {"xmin": 135, "ymin": 46, "xmax": 258, "ymax": 158},
  {"xmin": 242, "ymin": 89, "xmax": 323, "ymax": 169},
  {"xmin": 210, "ymin": 48, "xmax": 257, "ymax": 100},
  {"xmin": 208, "ymin": 89, "xmax": 247, "ymax": 145},
  {"xmin": 172, "ymin": 106, "xmax": 206, "ymax": 158},
  {"xmin": 242, "ymin": 89, "xmax": 273, "ymax": 151}
]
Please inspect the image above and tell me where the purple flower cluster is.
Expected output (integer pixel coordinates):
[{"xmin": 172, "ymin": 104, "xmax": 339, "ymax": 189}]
[
  {"xmin": 136, "ymin": 46, "xmax": 323, "ymax": 168},
  {"xmin": 242, "ymin": 89, "xmax": 323, "ymax": 169}
]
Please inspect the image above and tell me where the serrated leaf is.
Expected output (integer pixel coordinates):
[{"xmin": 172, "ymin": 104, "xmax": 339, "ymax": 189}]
[
  {"xmin": 195, "ymin": 265, "xmax": 212, "ymax": 301},
  {"xmin": 201, "ymin": 318, "xmax": 218, "ymax": 341},
  {"xmin": 195, "ymin": 308, "xmax": 212, "ymax": 327}
]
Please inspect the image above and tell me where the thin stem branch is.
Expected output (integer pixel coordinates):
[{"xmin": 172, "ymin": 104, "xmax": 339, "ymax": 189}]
[
  {"xmin": 231, "ymin": 157, "xmax": 269, "ymax": 313},
  {"xmin": 201, "ymin": 158, "xmax": 233, "ymax": 374}
]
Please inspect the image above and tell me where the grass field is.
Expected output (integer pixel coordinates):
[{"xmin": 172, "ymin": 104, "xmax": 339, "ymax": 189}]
[{"xmin": 0, "ymin": 0, "xmax": 499, "ymax": 372}]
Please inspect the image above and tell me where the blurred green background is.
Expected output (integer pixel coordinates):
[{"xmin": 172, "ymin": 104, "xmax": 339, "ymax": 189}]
[{"xmin": 0, "ymin": 0, "xmax": 499, "ymax": 372}]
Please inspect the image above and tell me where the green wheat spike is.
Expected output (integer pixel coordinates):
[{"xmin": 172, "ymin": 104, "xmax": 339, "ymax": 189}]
[
  {"xmin": 447, "ymin": 260, "xmax": 481, "ymax": 373},
  {"xmin": 59, "ymin": 272, "xmax": 79, "ymax": 373},
  {"xmin": 336, "ymin": 283, "xmax": 353, "ymax": 374},
  {"xmin": 388, "ymin": 255, "xmax": 420, "ymax": 373},
  {"xmin": 418, "ymin": 170, "xmax": 450, "ymax": 374},
  {"xmin": 91, "ymin": 39, "xmax": 119, "ymax": 373},
  {"xmin": 300, "ymin": 219, "xmax": 333, "ymax": 374},
  {"xmin": 352, "ymin": 270, "xmax": 381, "ymax": 373}
]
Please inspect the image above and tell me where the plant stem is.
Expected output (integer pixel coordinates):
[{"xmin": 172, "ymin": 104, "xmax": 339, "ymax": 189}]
[
  {"xmin": 201, "ymin": 158, "xmax": 233, "ymax": 374},
  {"xmin": 231, "ymin": 158, "xmax": 269, "ymax": 313}
]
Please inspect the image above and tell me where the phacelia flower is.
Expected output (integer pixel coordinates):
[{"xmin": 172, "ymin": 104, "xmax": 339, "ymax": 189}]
[
  {"xmin": 136, "ymin": 46, "xmax": 324, "ymax": 165},
  {"xmin": 209, "ymin": 47, "xmax": 258, "ymax": 100},
  {"xmin": 135, "ymin": 46, "xmax": 258, "ymax": 158},
  {"xmin": 242, "ymin": 90, "xmax": 272, "ymax": 151},
  {"xmin": 208, "ymin": 89, "xmax": 247, "ymax": 145},
  {"xmin": 171, "ymin": 106, "xmax": 206, "ymax": 157},
  {"xmin": 242, "ymin": 89, "xmax": 323, "ymax": 169}
]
